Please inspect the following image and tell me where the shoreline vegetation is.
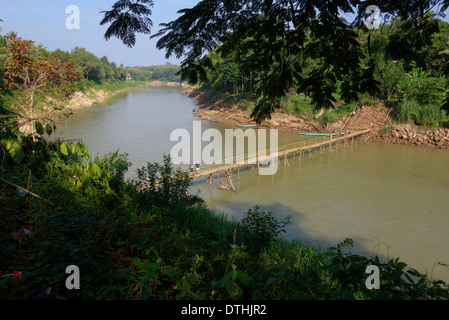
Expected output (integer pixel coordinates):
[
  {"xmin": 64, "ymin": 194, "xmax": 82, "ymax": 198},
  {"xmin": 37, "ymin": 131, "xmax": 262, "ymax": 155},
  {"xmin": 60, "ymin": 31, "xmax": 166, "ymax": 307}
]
[{"xmin": 186, "ymin": 86, "xmax": 449, "ymax": 150}]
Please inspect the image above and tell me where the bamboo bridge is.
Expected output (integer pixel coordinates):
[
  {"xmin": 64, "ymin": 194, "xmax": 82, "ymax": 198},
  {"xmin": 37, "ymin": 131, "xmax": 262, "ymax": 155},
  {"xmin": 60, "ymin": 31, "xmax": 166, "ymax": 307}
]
[{"xmin": 184, "ymin": 127, "xmax": 372, "ymax": 191}]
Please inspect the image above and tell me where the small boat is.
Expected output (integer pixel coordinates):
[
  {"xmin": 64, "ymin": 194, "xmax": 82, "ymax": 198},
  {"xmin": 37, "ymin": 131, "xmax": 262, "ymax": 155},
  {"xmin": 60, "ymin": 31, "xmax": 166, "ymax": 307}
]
[
  {"xmin": 208, "ymin": 119, "xmax": 220, "ymax": 123},
  {"xmin": 298, "ymin": 132, "xmax": 339, "ymax": 136},
  {"xmin": 236, "ymin": 124, "xmax": 259, "ymax": 129}
]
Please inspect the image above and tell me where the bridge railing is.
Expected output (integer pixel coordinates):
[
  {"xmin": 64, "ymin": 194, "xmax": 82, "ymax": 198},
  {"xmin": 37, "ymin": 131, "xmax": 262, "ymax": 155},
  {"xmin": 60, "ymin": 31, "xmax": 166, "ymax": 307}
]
[{"xmin": 180, "ymin": 134, "xmax": 334, "ymax": 175}]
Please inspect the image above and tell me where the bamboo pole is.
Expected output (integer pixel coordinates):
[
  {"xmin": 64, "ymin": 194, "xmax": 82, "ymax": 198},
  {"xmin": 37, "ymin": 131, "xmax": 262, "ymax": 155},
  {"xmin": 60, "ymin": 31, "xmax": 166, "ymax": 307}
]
[
  {"xmin": 228, "ymin": 171, "xmax": 235, "ymax": 191},
  {"xmin": 0, "ymin": 177, "xmax": 54, "ymax": 205}
]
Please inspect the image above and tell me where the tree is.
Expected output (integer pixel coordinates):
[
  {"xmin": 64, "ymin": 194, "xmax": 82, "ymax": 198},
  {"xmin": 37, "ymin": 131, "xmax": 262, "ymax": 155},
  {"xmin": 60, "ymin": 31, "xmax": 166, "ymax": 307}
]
[
  {"xmin": 376, "ymin": 60, "xmax": 406, "ymax": 100},
  {"xmin": 71, "ymin": 47, "xmax": 105, "ymax": 82},
  {"xmin": 100, "ymin": 56, "xmax": 116, "ymax": 79},
  {"xmin": 2, "ymin": 35, "xmax": 80, "ymax": 136}
]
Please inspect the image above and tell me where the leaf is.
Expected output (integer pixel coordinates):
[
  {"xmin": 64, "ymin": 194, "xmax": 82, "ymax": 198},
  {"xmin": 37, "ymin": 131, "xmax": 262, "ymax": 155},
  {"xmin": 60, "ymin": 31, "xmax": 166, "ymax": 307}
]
[
  {"xmin": 232, "ymin": 264, "xmax": 238, "ymax": 281},
  {"xmin": 60, "ymin": 142, "xmax": 68, "ymax": 156},
  {"xmin": 68, "ymin": 142, "xmax": 76, "ymax": 154},
  {"xmin": 252, "ymin": 289, "xmax": 265, "ymax": 300},
  {"xmin": 8, "ymin": 140, "xmax": 25, "ymax": 163},
  {"xmin": 213, "ymin": 254, "xmax": 225, "ymax": 262},
  {"xmin": 91, "ymin": 163, "xmax": 101, "ymax": 177},
  {"xmin": 236, "ymin": 252, "xmax": 249, "ymax": 260},
  {"xmin": 134, "ymin": 258, "xmax": 144, "ymax": 269},
  {"xmin": 225, "ymin": 280, "xmax": 239, "ymax": 297},
  {"xmin": 76, "ymin": 142, "xmax": 89, "ymax": 158},
  {"xmin": 238, "ymin": 271, "xmax": 255, "ymax": 287},
  {"xmin": 45, "ymin": 123, "xmax": 53, "ymax": 136},
  {"xmin": 35, "ymin": 121, "xmax": 44, "ymax": 135},
  {"xmin": 146, "ymin": 263, "xmax": 160, "ymax": 272},
  {"xmin": 5, "ymin": 139, "xmax": 14, "ymax": 150},
  {"xmin": 266, "ymin": 277, "xmax": 281, "ymax": 287}
]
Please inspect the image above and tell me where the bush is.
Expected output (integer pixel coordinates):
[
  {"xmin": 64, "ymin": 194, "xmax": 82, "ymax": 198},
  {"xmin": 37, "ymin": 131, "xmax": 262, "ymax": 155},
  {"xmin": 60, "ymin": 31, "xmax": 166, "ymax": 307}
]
[
  {"xmin": 318, "ymin": 111, "xmax": 339, "ymax": 123},
  {"xmin": 241, "ymin": 206, "xmax": 291, "ymax": 255},
  {"xmin": 395, "ymin": 99, "xmax": 421, "ymax": 123}
]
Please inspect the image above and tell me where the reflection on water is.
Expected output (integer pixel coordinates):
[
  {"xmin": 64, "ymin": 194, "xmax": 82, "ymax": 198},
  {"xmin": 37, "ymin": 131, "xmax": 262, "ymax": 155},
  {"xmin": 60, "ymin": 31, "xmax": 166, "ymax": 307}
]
[{"xmin": 54, "ymin": 86, "xmax": 449, "ymax": 282}]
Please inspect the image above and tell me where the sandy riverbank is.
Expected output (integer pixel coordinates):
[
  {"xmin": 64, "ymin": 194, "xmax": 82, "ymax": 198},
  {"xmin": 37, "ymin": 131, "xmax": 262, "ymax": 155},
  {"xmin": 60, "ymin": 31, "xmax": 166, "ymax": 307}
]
[
  {"xmin": 188, "ymin": 89, "xmax": 449, "ymax": 150},
  {"xmin": 65, "ymin": 81, "xmax": 184, "ymax": 112}
]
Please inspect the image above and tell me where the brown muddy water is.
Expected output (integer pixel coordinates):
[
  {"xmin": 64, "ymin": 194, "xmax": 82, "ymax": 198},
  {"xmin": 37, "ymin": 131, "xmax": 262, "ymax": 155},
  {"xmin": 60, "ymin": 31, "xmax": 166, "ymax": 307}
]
[{"xmin": 54, "ymin": 86, "xmax": 449, "ymax": 282}]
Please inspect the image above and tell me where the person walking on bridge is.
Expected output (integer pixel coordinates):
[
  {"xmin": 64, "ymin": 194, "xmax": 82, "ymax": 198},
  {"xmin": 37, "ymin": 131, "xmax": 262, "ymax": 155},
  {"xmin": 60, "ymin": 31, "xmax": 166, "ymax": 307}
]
[
  {"xmin": 195, "ymin": 162, "xmax": 201, "ymax": 176},
  {"xmin": 189, "ymin": 161, "xmax": 194, "ymax": 176}
]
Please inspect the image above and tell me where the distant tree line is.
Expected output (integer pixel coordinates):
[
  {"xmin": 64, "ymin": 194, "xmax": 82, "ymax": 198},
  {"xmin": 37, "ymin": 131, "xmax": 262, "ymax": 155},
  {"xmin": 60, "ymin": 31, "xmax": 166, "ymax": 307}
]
[
  {"xmin": 127, "ymin": 64, "xmax": 181, "ymax": 82},
  {"xmin": 0, "ymin": 32, "xmax": 180, "ymax": 87}
]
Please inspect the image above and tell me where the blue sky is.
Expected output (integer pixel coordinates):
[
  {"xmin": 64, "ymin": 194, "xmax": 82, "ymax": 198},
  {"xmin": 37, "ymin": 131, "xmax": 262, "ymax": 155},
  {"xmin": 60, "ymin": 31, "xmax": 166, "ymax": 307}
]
[{"xmin": 0, "ymin": 0, "xmax": 198, "ymax": 66}]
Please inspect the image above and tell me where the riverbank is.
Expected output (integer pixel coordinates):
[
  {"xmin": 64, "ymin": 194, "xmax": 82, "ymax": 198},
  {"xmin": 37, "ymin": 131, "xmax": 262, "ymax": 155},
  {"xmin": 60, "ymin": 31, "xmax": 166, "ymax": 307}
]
[
  {"xmin": 64, "ymin": 80, "xmax": 184, "ymax": 112},
  {"xmin": 189, "ymin": 89, "xmax": 449, "ymax": 150},
  {"xmin": 64, "ymin": 81, "xmax": 146, "ymax": 112}
]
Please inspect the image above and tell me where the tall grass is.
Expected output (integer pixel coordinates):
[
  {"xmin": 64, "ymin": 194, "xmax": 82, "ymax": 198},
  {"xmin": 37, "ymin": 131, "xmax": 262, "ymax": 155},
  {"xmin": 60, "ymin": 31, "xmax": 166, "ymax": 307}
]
[
  {"xmin": 395, "ymin": 99, "xmax": 447, "ymax": 127},
  {"xmin": 261, "ymin": 238, "xmax": 329, "ymax": 272},
  {"xmin": 280, "ymin": 93, "xmax": 313, "ymax": 115}
]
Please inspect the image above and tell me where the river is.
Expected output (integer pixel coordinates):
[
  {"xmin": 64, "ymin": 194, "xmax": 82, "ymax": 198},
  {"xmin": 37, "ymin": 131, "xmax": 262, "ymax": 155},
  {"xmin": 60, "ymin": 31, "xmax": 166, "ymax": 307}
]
[{"xmin": 54, "ymin": 86, "xmax": 449, "ymax": 283}]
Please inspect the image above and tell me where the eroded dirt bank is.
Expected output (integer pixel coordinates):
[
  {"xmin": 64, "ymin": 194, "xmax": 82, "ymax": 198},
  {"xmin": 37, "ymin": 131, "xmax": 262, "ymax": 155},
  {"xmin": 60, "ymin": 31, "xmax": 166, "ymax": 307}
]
[{"xmin": 186, "ymin": 88, "xmax": 449, "ymax": 150}]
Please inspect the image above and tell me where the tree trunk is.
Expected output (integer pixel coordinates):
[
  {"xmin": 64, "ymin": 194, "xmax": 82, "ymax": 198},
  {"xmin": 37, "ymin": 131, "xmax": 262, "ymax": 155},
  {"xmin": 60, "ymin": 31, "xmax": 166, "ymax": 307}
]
[{"xmin": 250, "ymin": 72, "xmax": 253, "ymax": 93}]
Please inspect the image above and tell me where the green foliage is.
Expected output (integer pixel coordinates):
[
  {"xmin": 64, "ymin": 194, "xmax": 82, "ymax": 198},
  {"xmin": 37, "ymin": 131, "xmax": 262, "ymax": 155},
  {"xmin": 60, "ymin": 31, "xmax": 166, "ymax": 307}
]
[
  {"xmin": 328, "ymin": 239, "xmax": 449, "ymax": 299},
  {"xmin": 318, "ymin": 111, "xmax": 339, "ymax": 124},
  {"xmin": 395, "ymin": 99, "xmax": 447, "ymax": 127},
  {"xmin": 100, "ymin": 0, "xmax": 154, "ymax": 48},
  {"xmin": 151, "ymin": 2, "xmax": 449, "ymax": 128},
  {"xmin": 376, "ymin": 60, "xmax": 406, "ymax": 100},
  {"xmin": 127, "ymin": 63, "xmax": 181, "ymax": 82},
  {"xmin": 241, "ymin": 206, "xmax": 290, "ymax": 255},
  {"xmin": 154, "ymin": 1, "xmax": 381, "ymax": 123},
  {"xmin": 134, "ymin": 154, "xmax": 202, "ymax": 212},
  {"xmin": 280, "ymin": 94, "xmax": 313, "ymax": 115},
  {"xmin": 396, "ymin": 66, "xmax": 447, "ymax": 105},
  {"xmin": 378, "ymin": 125, "xmax": 396, "ymax": 134}
]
